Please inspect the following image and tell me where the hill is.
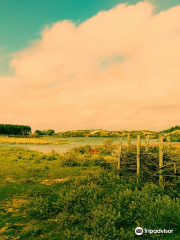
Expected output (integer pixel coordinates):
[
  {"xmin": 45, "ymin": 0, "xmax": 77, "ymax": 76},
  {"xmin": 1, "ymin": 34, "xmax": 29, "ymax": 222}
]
[{"xmin": 56, "ymin": 129, "xmax": 156, "ymax": 138}]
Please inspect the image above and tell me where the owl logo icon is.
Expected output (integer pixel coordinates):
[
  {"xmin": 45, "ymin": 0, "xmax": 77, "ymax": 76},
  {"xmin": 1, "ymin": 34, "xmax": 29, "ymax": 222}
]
[{"xmin": 135, "ymin": 227, "xmax": 143, "ymax": 235}]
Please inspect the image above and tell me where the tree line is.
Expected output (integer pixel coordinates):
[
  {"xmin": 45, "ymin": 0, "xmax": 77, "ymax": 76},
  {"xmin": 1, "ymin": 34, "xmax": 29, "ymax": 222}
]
[
  {"xmin": 0, "ymin": 124, "xmax": 31, "ymax": 135},
  {"xmin": 163, "ymin": 125, "xmax": 180, "ymax": 133}
]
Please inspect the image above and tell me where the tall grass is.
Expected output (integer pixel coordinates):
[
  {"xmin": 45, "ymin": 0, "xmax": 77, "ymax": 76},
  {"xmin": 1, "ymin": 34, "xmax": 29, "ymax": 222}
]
[{"xmin": 0, "ymin": 136, "xmax": 67, "ymax": 145}]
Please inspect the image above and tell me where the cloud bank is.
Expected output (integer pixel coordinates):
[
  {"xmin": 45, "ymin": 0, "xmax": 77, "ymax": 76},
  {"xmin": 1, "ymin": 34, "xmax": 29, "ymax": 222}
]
[{"xmin": 1, "ymin": 1, "xmax": 180, "ymax": 131}]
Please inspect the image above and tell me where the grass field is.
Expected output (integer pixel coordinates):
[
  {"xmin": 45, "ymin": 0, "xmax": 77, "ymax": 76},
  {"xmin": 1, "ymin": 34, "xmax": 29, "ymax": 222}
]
[
  {"xmin": 0, "ymin": 145, "xmax": 180, "ymax": 239},
  {"xmin": 0, "ymin": 136, "xmax": 68, "ymax": 145}
]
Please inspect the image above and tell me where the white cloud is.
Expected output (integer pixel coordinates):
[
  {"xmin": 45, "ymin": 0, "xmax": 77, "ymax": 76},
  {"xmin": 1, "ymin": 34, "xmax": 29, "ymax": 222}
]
[{"xmin": 1, "ymin": 1, "xmax": 180, "ymax": 131}]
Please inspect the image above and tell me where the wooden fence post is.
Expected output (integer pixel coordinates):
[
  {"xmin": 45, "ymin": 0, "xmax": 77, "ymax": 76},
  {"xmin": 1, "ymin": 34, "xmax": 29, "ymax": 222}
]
[
  {"xmin": 159, "ymin": 135, "xmax": 164, "ymax": 188},
  {"xmin": 127, "ymin": 133, "xmax": 130, "ymax": 151},
  {"xmin": 145, "ymin": 136, "xmax": 149, "ymax": 151},
  {"xmin": 174, "ymin": 163, "xmax": 177, "ymax": 175},
  {"xmin": 174, "ymin": 163, "xmax": 177, "ymax": 182},
  {"xmin": 118, "ymin": 137, "xmax": 122, "ymax": 170},
  {"xmin": 137, "ymin": 135, "xmax": 141, "ymax": 183},
  {"xmin": 166, "ymin": 135, "xmax": 171, "ymax": 153}
]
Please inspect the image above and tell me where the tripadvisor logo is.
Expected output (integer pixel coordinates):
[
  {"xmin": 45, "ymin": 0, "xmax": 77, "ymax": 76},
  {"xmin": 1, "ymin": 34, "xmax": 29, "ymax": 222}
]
[
  {"xmin": 135, "ymin": 227, "xmax": 174, "ymax": 235},
  {"xmin": 135, "ymin": 227, "xmax": 143, "ymax": 235}
]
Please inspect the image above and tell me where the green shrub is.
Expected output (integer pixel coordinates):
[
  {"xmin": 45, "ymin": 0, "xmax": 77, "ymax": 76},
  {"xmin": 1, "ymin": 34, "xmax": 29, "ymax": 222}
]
[
  {"xmin": 26, "ymin": 171, "xmax": 180, "ymax": 239},
  {"xmin": 28, "ymin": 194, "xmax": 62, "ymax": 220}
]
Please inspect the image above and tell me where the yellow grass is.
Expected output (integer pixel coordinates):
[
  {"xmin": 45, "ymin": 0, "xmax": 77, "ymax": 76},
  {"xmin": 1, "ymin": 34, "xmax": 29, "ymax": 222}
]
[{"xmin": 0, "ymin": 136, "xmax": 67, "ymax": 145}]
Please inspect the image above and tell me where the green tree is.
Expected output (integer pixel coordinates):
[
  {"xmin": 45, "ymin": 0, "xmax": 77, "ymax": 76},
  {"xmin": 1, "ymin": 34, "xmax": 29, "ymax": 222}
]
[
  {"xmin": 47, "ymin": 129, "xmax": 55, "ymax": 136},
  {"xmin": 0, "ymin": 124, "xmax": 31, "ymax": 135},
  {"xmin": 35, "ymin": 130, "xmax": 42, "ymax": 135}
]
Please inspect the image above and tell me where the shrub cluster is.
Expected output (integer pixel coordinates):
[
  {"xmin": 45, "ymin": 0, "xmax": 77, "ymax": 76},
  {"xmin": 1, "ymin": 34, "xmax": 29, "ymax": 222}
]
[
  {"xmin": 26, "ymin": 171, "xmax": 180, "ymax": 239},
  {"xmin": 60, "ymin": 152, "xmax": 116, "ymax": 169}
]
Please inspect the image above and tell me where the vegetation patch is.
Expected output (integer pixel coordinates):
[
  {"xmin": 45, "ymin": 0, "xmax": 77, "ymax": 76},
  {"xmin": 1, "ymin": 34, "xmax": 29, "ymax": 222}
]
[
  {"xmin": 0, "ymin": 136, "xmax": 67, "ymax": 145},
  {"xmin": 0, "ymin": 143, "xmax": 180, "ymax": 239}
]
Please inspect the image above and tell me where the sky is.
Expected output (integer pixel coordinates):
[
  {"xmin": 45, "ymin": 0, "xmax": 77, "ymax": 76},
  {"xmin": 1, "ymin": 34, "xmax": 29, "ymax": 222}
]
[{"xmin": 1, "ymin": 0, "xmax": 180, "ymax": 132}]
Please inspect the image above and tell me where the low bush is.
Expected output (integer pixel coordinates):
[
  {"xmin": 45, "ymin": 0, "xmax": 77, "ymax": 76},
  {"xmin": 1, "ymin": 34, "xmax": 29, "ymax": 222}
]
[
  {"xmin": 60, "ymin": 153, "xmax": 114, "ymax": 169},
  {"xmin": 26, "ymin": 171, "xmax": 180, "ymax": 239}
]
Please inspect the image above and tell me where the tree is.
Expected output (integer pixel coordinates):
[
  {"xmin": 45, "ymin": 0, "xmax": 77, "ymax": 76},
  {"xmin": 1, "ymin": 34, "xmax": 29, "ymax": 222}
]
[
  {"xmin": 35, "ymin": 130, "xmax": 43, "ymax": 135},
  {"xmin": 47, "ymin": 129, "xmax": 55, "ymax": 136},
  {"xmin": 0, "ymin": 124, "xmax": 31, "ymax": 135}
]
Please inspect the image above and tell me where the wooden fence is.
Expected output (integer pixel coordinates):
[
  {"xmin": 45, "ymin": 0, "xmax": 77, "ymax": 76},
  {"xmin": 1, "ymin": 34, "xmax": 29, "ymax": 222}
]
[{"xmin": 118, "ymin": 134, "xmax": 180, "ymax": 188}]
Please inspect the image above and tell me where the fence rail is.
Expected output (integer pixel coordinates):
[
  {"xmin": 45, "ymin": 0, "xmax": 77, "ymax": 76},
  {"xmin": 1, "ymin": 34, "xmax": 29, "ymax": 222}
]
[{"xmin": 118, "ymin": 133, "xmax": 180, "ymax": 188}]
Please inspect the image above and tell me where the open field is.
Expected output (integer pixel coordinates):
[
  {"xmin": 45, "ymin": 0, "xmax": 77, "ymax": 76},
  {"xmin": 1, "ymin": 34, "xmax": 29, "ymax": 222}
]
[{"xmin": 0, "ymin": 145, "xmax": 180, "ymax": 239}]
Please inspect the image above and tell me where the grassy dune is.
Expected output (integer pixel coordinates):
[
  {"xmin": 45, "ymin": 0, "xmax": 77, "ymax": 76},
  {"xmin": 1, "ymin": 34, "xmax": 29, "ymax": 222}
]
[{"xmin": 0, "ymin": 146, "xmax": 180, "ymax": 239}]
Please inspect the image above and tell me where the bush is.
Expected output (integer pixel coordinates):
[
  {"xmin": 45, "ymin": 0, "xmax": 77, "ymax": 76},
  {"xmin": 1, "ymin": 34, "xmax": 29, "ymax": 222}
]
[
  {"xmin": 28, "ymin": 193, "xmax": 62, "ymax": 220},
  {"xmin": 26, "ymin": 171, "xmax": 180, "ymax": 239},
  {"xmin": 28, "ymin": 132, "xmax": 40, "ymax": 138},
  {"xmin": 102, "ymin": 139, "xmax": 116, "ymax": 155}
]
